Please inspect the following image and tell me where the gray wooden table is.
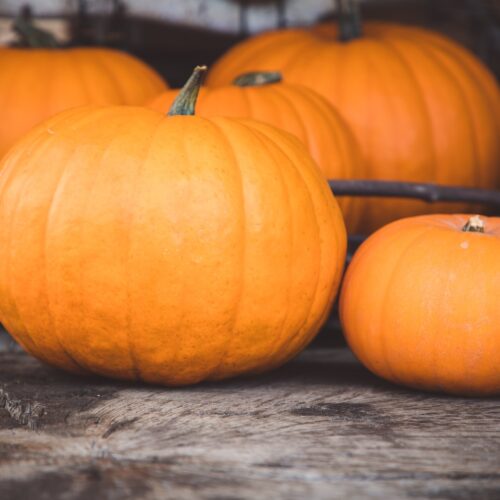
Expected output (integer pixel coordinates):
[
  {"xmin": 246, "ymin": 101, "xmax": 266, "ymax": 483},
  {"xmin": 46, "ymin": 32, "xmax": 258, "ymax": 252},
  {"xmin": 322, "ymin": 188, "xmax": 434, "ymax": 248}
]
[{"xmin": 0, "ymin": 338, "xmax": 499, "ymax": 499}]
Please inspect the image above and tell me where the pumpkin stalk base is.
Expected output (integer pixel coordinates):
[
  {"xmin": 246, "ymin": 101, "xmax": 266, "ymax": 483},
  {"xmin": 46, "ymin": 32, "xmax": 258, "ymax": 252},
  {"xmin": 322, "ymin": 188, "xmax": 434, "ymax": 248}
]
[
  {"xmin": 462, "ymin": 215, "xmax": 485, "ymax": 233},
  {"xmin": 338, "ymin": 0, "xmax": 362, "ymax": 42}
]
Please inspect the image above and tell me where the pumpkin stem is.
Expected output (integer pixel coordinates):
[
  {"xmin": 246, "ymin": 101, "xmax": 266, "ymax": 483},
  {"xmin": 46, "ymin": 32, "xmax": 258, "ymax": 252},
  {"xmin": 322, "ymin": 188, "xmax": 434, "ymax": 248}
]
[
  {"xmin": 12, "ymin": 8, "xmax": 59, "ymax": 48},
  {"xmin": 462, "ymin": 215, "xmax": 485, "ymax": 233},
  {"xmin": 338, "ymin": 0, "xmax": 362, "ymax": 42},
  {"xmin": 168, "ymin": 66, "xmax": 207, "ymax": 116},
  {"xmin": 233, "ymin": 71, "xmax": 282, "ymax": 87}
]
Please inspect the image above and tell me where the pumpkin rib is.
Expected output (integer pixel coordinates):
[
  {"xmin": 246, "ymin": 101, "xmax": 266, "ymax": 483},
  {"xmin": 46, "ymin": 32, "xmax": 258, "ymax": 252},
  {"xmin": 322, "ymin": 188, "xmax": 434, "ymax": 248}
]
[
  {"xmin": 71, "ymin": 51, "xmax": 93, "ymax": 104},
  {"xmin": 43, "ymin": 142, "xmax": 94, "ymax": 375},
  {"xmin": 38, "ymin": 52, "xmax": 58, "ymax": 130},
  {"xmin": 125, "ymin": 117, "xmax": 166, "ymax": 381},
  {"xmin": 268, "ymin": 86, "xmax": 311, "ymax": 152},
  {"xmin": 413, "ymin": 39, "xmax": 498, "ymax": 189},
  {"xmin": 395, "ymin": 26, "xmax": 500, "ymax": 110},
  {"xmin": 236, "ymin": 121, "xmax": 322, "ymax": 363},
  {"xmin": 0, "ymin": 130, "xmax": 55, "ymax": 360},
  {"xmin": 385, "ymin": 34, "xmax": 481, "ymax": 190},
  {"xmin": 353, "ymin": 224, "xmax": 433, "ymax": 383},
  {"xmin": 52, "ymin": 114, "xmax": 129, "ymax": 375},
  {"xmin": 237, "ymin": 123, "xmax": 298, "ymax": 366},
  {"xmin": 374, "ymin": 36, "xmax": 439, "ymax": 184},
  {"xmin": 294, "ymin": 87, "xmax": 346, "ymax": 176},
  {"xmin": 400, "ymin": 28, "xmax": 500, "ymax": 187},
  {"xmin": 67, "ymin": 111, "xmax": 127, "ymax": 376},
  {"xmin": 342, "ymin": 219, "xmax": 418, "ymax": 377},
  {"xmin": 244, "ymin": 122, "xmax": 335, "ymax": 360},
  {"xmin": 9, "ymin": 131, "xmax": 88, "ymax": 373},
  {"xmin": 188, "ymin": 118, "xmax": 247, "ymax": 381},
  {"xmin": 94, "ymin": 51, "xmax": 129, "ymax": 104}
]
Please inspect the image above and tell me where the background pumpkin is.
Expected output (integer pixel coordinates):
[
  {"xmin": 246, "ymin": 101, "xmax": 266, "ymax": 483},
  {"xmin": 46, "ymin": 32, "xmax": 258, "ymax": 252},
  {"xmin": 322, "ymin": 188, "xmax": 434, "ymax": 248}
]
[
  {"xmin": 0, "ymin": 67, "xmax": 346, "ymax": 386},
  {"xmin": 208, "ymin": 6, "xmax": 500, "ymax": 233},
  {"xmin": 149, "ymin": 71, "xmax": 364, "ymax": 231},
  {"xmin": 340, "ymin": 213, "xmax": 500, "ymax": 396},
  {"xmin": 0, "ymin": 18, "xmax": 167, "ymax": 158}
]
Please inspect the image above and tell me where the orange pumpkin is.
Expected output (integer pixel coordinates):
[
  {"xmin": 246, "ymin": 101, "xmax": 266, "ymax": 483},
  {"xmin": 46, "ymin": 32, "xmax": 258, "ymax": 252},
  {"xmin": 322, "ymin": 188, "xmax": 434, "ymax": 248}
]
[
  {"xmin": 340, "ymin": 214, "xmax": 500, "ymax": 396},
  {"xmin": 209, "ymin": 8, "xmax": 500, "ymax": 232},
  {"xmin": 0, "ymin": 67, "xmax": 346, "ymax": 386},
  {"xmin": 149, "ymin": 71, "xmax": 364, "ymax": 230},
  {"xmin": 0, "ymin": 19, "xmax": 167, "ymax": 158}
]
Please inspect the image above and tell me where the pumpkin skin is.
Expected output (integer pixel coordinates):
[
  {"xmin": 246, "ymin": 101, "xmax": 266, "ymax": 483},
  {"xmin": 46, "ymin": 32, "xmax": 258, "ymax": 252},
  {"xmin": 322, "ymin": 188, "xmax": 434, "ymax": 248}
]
[
  {"xmin": 340, "ymin": 214, "xmax": 500, "ymax": 396},
  {"xmin": 209, "ymin": 23, "xmax": 500, "ymax": 232},
  {"xmin": 149, "ymin": 75, "xmax": 364, "ymax": 231},
  {"xmin": 0, "ymin": 105, "xmax": 346, "ymax": 386},
  {"xmin": 0, "ymin": 48, "xmax": 167, "ymax": 158}
]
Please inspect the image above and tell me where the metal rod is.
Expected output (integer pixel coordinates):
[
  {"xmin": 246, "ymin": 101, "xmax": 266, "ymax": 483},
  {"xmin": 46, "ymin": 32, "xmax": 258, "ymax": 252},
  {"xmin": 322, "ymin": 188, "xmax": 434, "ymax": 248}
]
[{"xmin": 329, "ymin": 180, "xmax": 500, "ymax": 209}]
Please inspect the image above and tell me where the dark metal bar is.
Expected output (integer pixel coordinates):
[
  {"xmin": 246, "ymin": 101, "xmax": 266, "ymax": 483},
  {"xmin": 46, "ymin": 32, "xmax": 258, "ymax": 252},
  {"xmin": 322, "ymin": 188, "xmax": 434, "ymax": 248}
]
[{"xmin": 329, "ymin": 180, "xmax": 500, "ymax": 208}]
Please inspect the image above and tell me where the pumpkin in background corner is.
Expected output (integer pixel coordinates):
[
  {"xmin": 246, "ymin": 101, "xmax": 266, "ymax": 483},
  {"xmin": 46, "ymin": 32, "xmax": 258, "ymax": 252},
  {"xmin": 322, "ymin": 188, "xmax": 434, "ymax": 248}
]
[
  {"xmin": 0, "ymin": 15, "xmax": 167, "ymax": 158},
  {"xmin": 209, "ymin": 1, "xmax": 500, "ymax": 233}
]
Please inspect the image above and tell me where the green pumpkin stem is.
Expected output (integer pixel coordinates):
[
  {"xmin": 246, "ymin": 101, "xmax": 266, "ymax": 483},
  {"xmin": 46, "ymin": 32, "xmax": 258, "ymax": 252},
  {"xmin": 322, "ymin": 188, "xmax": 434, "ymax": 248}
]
[
  {"xmin": 167, "ymin": 66, "xmax": 207, "ymax": 117},
  {"xmin": 13, "ymin": 11, "xmax": 59, "ymax": 48},
  {"xmin": 462, "ymin": 215, "xmax": 485, "ymax": 233},
  {"xmin": 338, "ymin": 0, "xmax": 362, "ymax": 42},
  {"xmin": 233, "ymin": 71, "xmax": 282, "ymax": 87}
]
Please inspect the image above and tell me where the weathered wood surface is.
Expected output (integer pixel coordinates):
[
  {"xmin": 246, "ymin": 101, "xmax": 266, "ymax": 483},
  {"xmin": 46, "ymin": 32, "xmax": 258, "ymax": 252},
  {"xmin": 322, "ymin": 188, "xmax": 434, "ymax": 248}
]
[{"xmin": 0, "ymin": 347, "xmax": 499, "ymax": 500}]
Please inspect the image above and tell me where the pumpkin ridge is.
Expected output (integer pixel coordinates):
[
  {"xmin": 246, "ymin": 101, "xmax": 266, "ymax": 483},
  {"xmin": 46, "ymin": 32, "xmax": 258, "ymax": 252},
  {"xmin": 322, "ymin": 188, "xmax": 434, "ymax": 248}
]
[
  {"xmin": 302, "ymin": 88, "xmax": 364, "ymax": 226},
  {"xmin": 202, "ymin": 118, "xmax": 247, "ymax": 380},
  {"xmin": 237, "ymin": 123, "xmax": 296, "ymax": 364},
  {"xmin": 378, "ymin": 226, "xmax": 437, "ymax": 385},
  {"xmin": 428, "ymin": 50, "xmax": 498, "ymax": 187},
  {"xmin": 384, "ymin": 34, "xmax": 481, "ymax": 190},
  {"xmin": 394, "ymin": 29, "xmax": 500, "ymax": 188},
  {"xmin": 70, "ymin": 50, "xmax": 93, "ymax": 104},
  {"xmin": 242, "ymin": 122, "xmax": 327, "ymax": 359},
  {"xmin": 268, "ymin": 85, "xmax": 311, "ymax": 152},
  {"xmin": 127, "ymin": 116, "xmax": 170, "ymax": 382},
  {"xmin": 13, "ymin": 132, "xmax": 89, "ymax": 373},
  {"xmin": 59, "ymin": 113, "xmax": 135, "ymax": 375},
  {"xmin": 374, "ymin": 36, "xmax": 438, "ymax": 184},
  {"xmin": 70, "ymin": 109, "xmax": 155, "ymax": 379},
  {"xmin": 0, "ymin": 131, "xmax": 57, "ymax": 360},
  {"xmin": 293, "ymin": 87, "xmax": 346, "ymax": 176},
  {"xmin": 42, "ymin": 140, "xmax": 94, "ymax": 375},
  {"xmin": 93, "ymin": 51, "xmax": 128, "ymax": 105}
]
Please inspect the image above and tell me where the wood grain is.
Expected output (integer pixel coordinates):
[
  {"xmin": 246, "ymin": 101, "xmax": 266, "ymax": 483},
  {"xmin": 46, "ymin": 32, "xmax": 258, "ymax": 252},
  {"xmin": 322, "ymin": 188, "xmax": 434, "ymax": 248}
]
[{"xmin": 0, "ymin": 348, "xmax": 499, "ymax": 499}]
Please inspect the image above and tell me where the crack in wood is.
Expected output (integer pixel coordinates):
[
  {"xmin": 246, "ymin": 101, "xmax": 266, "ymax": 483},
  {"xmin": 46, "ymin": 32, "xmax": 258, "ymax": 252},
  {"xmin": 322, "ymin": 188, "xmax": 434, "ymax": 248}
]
[{"xmin": 0, "ymin": 388, "xmax": 45, "ymax": 430}]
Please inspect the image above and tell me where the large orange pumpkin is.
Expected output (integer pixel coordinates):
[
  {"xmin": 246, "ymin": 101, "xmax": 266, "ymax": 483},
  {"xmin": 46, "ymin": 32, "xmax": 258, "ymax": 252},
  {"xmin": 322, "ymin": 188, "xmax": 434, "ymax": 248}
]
[
  {"xmin": 0, "ymin": 67, "xmax": 346, "ymax": 386},
  {"xmin": 209, "ymin": 9, "xmax": 500, "ymax": 232},
  {"xmin": 0, "ymin": 19, "xmax": 167, "ymax": 158},
  {"xmin": 340, "ymin": 214, "xmax": 500, "ymax": 396},
  {"xmin": 149, "ymin": 71, "xmax": 364, "ymax": 230}
]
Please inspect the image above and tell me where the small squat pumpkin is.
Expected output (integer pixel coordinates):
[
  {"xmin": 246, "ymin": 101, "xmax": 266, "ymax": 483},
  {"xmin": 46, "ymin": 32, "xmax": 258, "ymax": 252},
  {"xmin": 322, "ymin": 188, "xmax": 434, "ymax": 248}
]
[
  {"xmin": 209, "ymin": 1, "xmax": 500, "ymax": 232},
  {"xmin": 149, "ymin": 71, "xmax": 364, "ymax": 230},
  {"xmin": 0, "ymin": 66, "xmax": 346, "ymax": 386},
  {"xmin": 340, "ymin": 214, "xmax": 500, "ymax": 396},
  {"xmin": 0, "ymin": 16, "xmax": 167, "ymax": 158}
]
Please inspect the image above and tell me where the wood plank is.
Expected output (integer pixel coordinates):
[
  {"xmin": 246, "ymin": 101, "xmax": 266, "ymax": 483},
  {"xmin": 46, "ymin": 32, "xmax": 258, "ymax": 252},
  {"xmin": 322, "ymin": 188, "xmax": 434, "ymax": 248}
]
[{"xmin": 0, "ymin": 348, "xmax": 499, "ymax": 499}]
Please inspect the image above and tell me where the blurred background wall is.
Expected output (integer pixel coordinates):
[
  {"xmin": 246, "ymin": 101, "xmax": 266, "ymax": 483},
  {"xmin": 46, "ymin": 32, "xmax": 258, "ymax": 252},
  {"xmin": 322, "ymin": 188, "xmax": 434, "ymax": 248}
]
[{"xmin": 1, "ymin": 0, "xmax": 499, "ymax": 85}]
